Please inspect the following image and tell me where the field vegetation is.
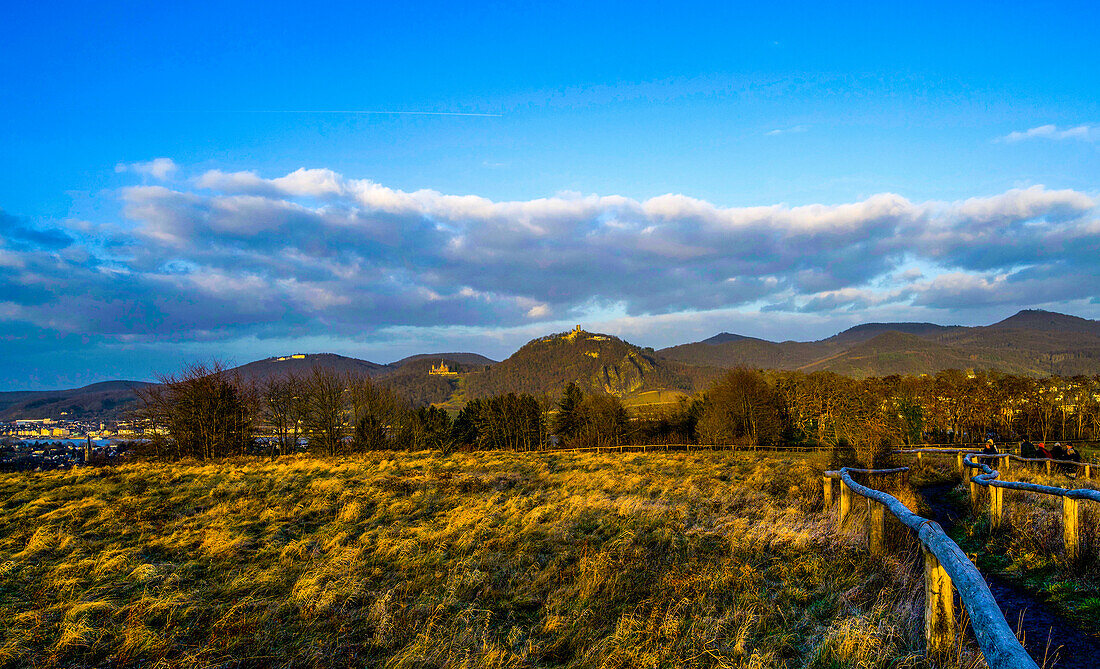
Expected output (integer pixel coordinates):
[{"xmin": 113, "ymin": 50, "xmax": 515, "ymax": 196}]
[{"xmin": 0, "ymin": 450, "xmax": 955, "ymax": 668}]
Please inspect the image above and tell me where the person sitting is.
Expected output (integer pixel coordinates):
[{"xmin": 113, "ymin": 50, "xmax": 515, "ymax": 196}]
[
  {"xmin": 1051, "ymin": 442, "xmax": 1068, "ymax": 460},
  {"xmin": 1036, "ymin": 442, "xmax": 1053, "ymax": 459},
  {"xmin": 1061, "ymin": 443, "xmax": 1083, "ymax": 477},
  {"xmin": 1020, "ymin": 440, "xmax": 1038, "ymax": 458}
]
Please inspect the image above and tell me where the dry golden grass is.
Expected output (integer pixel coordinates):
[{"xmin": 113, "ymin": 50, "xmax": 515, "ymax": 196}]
[{"xmin": 0, "ymin": 451, "xmax": 940, "ymax": 668}]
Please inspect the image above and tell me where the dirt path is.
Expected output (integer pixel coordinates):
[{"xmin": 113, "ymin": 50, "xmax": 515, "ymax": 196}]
[{"xmin": 920, "ymin": 482, "xmax": 1100, "ymax": 669}]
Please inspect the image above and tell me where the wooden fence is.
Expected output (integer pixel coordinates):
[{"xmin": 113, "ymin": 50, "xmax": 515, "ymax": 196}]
[
  {"xmin": 826, "ymin": 446, "xmax": 1100, "ymax": 666},
  {"xmin": 963, "ymin": 453, "xmax": 1100, "ymax": 563},
  {"xmin": 823, "ymin": 465, "xmax": 1039, "ymax": 668},
  {"xmin": 900, "ymin": 447, "xmax": 1099, "ymax": 562},
  {"xmin": 475, "ymin": 439, "xmax": 1090, "ymax": 664},
  {"xmin": 534, "ymin": 442, "xmax": 833, "ymax": 455},
  {"xmin": 900, "ymin": 446, "xmax": 1095, "ymax": 480}
]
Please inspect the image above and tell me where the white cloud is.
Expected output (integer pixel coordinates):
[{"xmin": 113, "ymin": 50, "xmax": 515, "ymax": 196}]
[
  {"xmin": 765, "ymin": 124, "xmax": 809, "ymax": 136},
  {"xmin": 115, "ymin": 157, "xmax": 178, "ymax": 180},
  {"xmin": 1001, "ymin": 124, "xmax": 1099, "ymax": 143},
  {"xmin": 525, "ymin": 303, "xmax": 551, "ymax": 318},
  {"xmin": 195, "ymin": 169, "xmax": 272, "ymax": 193},
  {"xmin": 5, "ymin": 163, "xmax": 1100, "ymax": 349}
]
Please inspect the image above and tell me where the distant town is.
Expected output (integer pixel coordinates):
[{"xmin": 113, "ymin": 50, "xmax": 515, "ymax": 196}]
[{"xmin": 0, "ymin": 418, "xmax": 147, "ymax": 471}]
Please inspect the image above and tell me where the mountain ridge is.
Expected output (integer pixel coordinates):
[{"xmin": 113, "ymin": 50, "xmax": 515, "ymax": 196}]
[
  {"xmin": 658, "ymin": 309, "xmax": 1100, "ymax": 377},
  {"xmin": 6, "ymin": 309, "xmax": 1100, "ymax": 421}
]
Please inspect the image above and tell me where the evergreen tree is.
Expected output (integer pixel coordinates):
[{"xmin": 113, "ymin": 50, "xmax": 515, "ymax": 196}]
[{"xmin": 555, "ymin": 382, "xmax": 584, "ymax": 440}]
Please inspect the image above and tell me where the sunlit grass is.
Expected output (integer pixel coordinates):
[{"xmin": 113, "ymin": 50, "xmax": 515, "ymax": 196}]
[{"xmin": 0, "ymin": 451, "xmax": 940, "ymax": 668}]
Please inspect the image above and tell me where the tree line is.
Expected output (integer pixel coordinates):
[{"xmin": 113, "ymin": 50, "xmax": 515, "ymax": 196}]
[
  {"xmin": 694, "ymin": 367, "xmax": 1100, "ymax": 465},
  {"xmin": 136, "ymin": 362, "xmax": 1100, "ymax": 463},
  {"xmin": 138, "ymin": 363, "xmax": 465, "ymax": 459},
  {"xmin": 135, "ymin": 363, "xmax": 687, "ymax": 460}
]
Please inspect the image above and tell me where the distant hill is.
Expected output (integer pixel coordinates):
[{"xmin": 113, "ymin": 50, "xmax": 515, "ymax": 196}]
[
  {"xmin": 8, "ymin": 309, "xmax": 1100, "ymax": 421},
  {"xmin": 658, "ymin": 336, "xmax": 831, "ymax": 370},
  {"xmin": 390, "ymin": 352, "xmax": 497, "ymax": 367},
  {"xmin": 228, "ymin": 353, "xmax": 497, "ymax": 407},
  {"xmin": 700, "ymin": 332, "xmax": 750, "ymax": 345},
  {"xmin": 658, "ymin": 309, "xmax": 1100, "ymax": 378},
  {"xmin": 799, "ymin": 332, "xmax": 1009, "ymax": 377},
  {"xmin": 462, "ymin": 328, "xmax": 697, "ymax": 400},
  {"xmin": 375, "ymin": 356, "xmax": 493, "ymax": 408},
  {"xmin": 825, "ymin": 321, "xmax": 966, "ymax": 345},
  {"xmin": 986, "ymin": 309, "xmax": 1100, "ymax": 335},
  {"xmin": 230, "ymin": 353, "xmax": 391, "ymax": 382},
  {"xmin": 0, "ymin": 380, "xmax": 155, "ymax": 421}
]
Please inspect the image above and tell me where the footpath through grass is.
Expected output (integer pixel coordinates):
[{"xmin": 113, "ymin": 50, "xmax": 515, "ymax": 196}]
[{"xmin": 0, "ymin": 451, "xmax": 936, "ymax": 668}]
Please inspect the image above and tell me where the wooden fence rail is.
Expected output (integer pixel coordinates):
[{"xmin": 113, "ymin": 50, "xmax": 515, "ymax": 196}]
[
  {"xmin": 529, "ymin": 442, "xmax": 836, "ymax": 455},
  {"xmin": 900, "ymin": 447, "xmax": 1099, "ymax": 562},
  {"xmin": 824, "ymin": 467, "xmax": 1039, "ymax": 668},
  {"xmin": 960, "ymin": 453, "xmax": 1100, "ymax": 564},
  {"xmin": 899, "ymin": 447, "xmax": 1095, "ymax": 480}
]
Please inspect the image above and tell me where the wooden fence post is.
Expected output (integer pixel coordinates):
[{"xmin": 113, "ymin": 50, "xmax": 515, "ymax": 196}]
[
  {"xmin": 1045, "ymin": 460, "xmax": 1052, "ymax": 476},
  {"xmin": 969, "ymin": 478, "xmax": 980, "ymax": 512},
  {"xmin": 1002, "ymin": 456, "xmax": 1010, "ymax": 474},
  {"xmin": 840, "ymin": 478, "xmax": 853, "ymax": 530},
  {"xmin": 989, "ymin": 486, "xmax": 1003, "ymax": 531},
  {"xmin": 1084, "ymin": 463, "xmax": 1091, "ymax": 479},
  {"xmin": 917, "ymin": 451, "xmax": 924, "ymax": 468},
  {"xmin": 1064, "ymin": 496, "xmax": 1080, "ymax": 564},
  {"xmin": 924, "ymin": 549, "xmax": 955, "ymax": 658},
  {"xmin": 823, "ymin": 476, "xmax": 835, "ymax": 509},
  {"xmin": 868, "ymin": 499, "xmax": 885, "ymax": 554},
  {"xmin": 956, "ymin": 452, "xmax": 965, "ymax": 478}
]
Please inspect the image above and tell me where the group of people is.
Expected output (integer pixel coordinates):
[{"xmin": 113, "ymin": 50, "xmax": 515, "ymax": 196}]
[
  {"xmin": 1018, "ymin": 439, "xmax": 1083, "ymax": 463},
  {"xmin": 981, "ymin": 438, "xmax": 1085, "ymax": 476}
]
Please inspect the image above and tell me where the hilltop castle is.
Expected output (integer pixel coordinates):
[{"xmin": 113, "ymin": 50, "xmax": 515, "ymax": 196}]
[{"xmin": 428, "ymin": 360, "xmax": 458, "ymax": 376}]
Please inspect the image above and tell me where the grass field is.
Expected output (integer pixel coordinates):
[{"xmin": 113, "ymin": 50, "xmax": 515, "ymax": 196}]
[
  {"xmin": 621, "ymin": 389, "xmax": 691, "ymax": 409},
  {"xmin": 0, "ymin": 451, "xmax": 950, "ymax": 668}
]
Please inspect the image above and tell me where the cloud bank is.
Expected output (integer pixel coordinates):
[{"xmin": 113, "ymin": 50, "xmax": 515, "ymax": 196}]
[{"xmin": 2, "ymin": 166, "xmax": 1100, "ymax": 358}]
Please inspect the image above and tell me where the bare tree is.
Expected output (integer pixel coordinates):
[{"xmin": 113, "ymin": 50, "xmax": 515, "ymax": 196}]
[
  {"xmin": 263, "ymin": 372, "xmax": 301, "ymax": 459},
  {"xmin": 699, "ymin": 368, "xmax": 785, "ymax": 447},
  {"xmin": 303, "ymin": 368, "xmax": 348, "ymax": 456},
  {"xmin": 136, "ymin": 361, "xmax": 255, "ymax": 460},
  {"xmin": 574, "ymin": 393, "xmax": 627, "ymax": 450},
  {"xmin": 348, "ymin": 374, "xmax": 409, "ymax": 451}
]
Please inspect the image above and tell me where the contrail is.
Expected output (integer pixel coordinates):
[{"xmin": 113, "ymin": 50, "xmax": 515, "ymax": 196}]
[{"xmin": 224, "ymin": 110, "xmax": 502, "ymax": 117}]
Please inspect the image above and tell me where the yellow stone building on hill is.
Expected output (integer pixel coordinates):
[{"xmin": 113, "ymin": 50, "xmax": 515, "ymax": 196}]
[{"xmin": 429, "ymin": 360, "xmax": 458, "ymax": 376}]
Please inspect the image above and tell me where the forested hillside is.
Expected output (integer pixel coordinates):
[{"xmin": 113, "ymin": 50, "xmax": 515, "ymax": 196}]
[
  {"xmin": 462, "ymin": 328, "xmax": 696, "ymax": 400},
  {"xmin": 231, "ymin": 353, "xmax": 391, "ymax": 382},
  {"xmin": 0, "ymin": 381, "xmax": 154, "ymax": 421},
  {"xmin": 376, "ymin": 357, "xmax": 490, "ymax": 407}
]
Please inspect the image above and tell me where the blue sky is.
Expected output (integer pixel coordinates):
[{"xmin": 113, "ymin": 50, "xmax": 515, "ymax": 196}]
[{"xmin": 3, "ymin": 1, "xmax": 1100, "ymax": 388}]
